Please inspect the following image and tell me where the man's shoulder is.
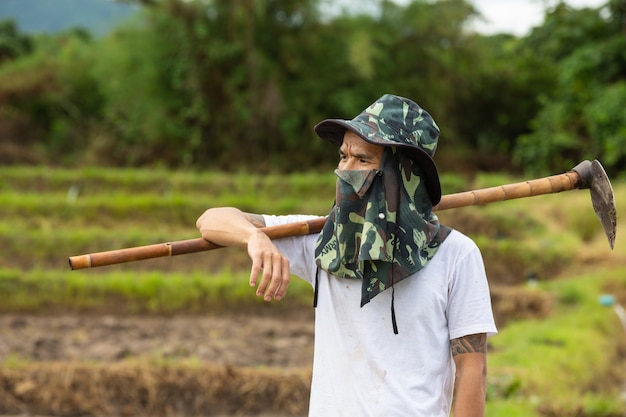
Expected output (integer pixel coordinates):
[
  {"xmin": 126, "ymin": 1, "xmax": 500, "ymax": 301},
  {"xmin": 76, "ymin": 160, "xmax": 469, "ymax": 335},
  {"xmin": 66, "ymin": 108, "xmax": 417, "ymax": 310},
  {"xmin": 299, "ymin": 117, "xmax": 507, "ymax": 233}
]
[
  {"xmin": 437, "ymin": 228, "xmax": 480, "ymax": 259},
  {"xmin": 444, "ymin": 228, "xmax": 476, "ymax": 246}
]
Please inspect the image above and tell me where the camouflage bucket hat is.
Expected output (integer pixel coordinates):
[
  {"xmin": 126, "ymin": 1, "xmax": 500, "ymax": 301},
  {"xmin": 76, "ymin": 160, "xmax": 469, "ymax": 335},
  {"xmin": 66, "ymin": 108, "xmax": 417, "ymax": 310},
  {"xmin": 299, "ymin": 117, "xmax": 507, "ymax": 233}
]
[{"xmin": 314, "ymin": 94, "xmax": 442, "ymax": 205}]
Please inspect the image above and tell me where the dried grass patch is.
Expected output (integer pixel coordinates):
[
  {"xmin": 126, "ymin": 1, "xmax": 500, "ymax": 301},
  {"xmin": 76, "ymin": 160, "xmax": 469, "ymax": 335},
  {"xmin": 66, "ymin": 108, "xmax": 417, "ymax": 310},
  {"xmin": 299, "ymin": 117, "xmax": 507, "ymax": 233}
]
[
  {"xmin": 490, "ymin": 285, "xmax": 554, "ymax": 327},
  {"xmin": 0, "ymin": 362, "xmax": 311, "ymax": 417}
]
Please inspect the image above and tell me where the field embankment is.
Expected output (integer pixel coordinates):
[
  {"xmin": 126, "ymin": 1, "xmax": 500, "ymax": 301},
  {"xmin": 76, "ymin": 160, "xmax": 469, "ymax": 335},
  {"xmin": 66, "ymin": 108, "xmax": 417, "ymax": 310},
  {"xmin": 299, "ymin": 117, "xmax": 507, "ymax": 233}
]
[{"xmin": 1, "ymin": 166, "xmax": 625, "ymax": 416}]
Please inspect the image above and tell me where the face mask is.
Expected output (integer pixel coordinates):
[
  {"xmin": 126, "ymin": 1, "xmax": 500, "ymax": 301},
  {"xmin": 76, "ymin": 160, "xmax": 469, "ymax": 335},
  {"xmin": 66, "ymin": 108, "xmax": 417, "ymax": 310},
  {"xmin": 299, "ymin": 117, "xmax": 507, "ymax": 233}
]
[
  {"xmin": 335, "ymin": 169, "xmax": 381, "ymax": 198},
  {"xmin": 329, "ymin": 169, "xmax": 392, "ymax": 268},
  {"xmin": 315, "ymin": 148, "xmax": 451, "ymax": 307}
]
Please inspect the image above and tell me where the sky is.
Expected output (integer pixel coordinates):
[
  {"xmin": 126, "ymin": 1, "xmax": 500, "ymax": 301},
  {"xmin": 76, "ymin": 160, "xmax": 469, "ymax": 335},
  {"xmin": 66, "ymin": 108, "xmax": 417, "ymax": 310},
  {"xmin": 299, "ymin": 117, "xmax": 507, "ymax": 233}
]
[
  {"xmin": 0, "ymin": 0, "xmax": 609, "ymax": 37},
  {"xmin": 324, "ymin": 0, "xmax": 608, "ymax": 36},
  {"xmin": 468, "ymin": 0, "xmax": 607, "ymax": 35}
]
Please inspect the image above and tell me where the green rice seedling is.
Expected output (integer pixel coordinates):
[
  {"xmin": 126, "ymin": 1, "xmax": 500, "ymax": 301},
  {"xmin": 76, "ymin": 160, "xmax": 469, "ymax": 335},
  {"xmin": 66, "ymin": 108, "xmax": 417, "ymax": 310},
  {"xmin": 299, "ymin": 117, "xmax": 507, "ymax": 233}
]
[
  {"xmin": 0, "ymin": 267, "xmax": 314, "ymax": 315},
  {"xmin": 487, "ymin": 270, "xmax": 626, "ymax": 412},
  {"xmin": 485, "ymin": 399, "xmax": 539, "ymax": 417}
]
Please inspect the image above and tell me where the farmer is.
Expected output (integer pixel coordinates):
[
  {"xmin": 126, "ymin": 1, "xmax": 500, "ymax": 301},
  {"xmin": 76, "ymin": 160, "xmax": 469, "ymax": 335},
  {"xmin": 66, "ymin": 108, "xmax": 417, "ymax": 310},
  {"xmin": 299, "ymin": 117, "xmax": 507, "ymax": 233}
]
[{"xmin": 196, "ymin": 94, "xmax": 497, "ymax": 416}]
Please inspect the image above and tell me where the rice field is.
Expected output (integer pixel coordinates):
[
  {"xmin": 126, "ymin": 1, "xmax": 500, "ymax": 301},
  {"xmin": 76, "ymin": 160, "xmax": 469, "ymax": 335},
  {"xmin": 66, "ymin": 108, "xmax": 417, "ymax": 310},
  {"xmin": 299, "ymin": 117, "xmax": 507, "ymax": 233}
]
[{"xmin": 1, "ymin": 165, "xmax": 625, "ymax": 416}]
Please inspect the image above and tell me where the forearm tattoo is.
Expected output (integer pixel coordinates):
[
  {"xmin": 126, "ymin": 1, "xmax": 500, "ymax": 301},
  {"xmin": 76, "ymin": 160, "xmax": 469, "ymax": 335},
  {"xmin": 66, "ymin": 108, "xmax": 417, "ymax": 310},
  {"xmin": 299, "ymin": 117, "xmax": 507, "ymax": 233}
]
[
  {"xmin": 246, "ymin": 213, "xmax": 266, "ymax": 228},
  {"xmin": 450, "ymin": 333, "xmax": 487, "ymax": 356}
]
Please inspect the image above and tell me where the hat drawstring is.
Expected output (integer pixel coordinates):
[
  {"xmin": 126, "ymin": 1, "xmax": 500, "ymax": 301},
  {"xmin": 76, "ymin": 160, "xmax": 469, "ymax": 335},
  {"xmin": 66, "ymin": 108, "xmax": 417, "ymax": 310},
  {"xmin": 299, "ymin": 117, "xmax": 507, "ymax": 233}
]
[
  {"xmin": 313, "ymin": 267, "xmax": 320, "ymax": 308},
  {"xmin": 391, "ymin": 284, "xmax": 398, "ymax": 335},
  {"xmin": 390, "ymin": 176, "xmax": 401, "ymax": 335}
]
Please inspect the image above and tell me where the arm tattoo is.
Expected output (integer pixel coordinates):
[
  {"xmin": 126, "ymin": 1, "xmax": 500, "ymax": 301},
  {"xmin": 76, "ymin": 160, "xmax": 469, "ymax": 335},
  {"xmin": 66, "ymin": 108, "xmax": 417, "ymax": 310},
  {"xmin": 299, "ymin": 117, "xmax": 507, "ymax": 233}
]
[
  {"xmin": 245, "ymin": 213, "xmax": 266, "ymax": 228},
  {"xmin": 450, "ymin": 333, "xmax": 487, "ymax": 357}
]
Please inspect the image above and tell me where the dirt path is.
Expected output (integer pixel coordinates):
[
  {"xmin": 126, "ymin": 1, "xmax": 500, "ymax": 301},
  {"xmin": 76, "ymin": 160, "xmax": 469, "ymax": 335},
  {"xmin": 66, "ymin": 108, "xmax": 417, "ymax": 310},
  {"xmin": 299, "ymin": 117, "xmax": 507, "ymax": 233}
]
[{"xmin": 0, "ymin": 312, "xmax": 315, "ymax": 368}]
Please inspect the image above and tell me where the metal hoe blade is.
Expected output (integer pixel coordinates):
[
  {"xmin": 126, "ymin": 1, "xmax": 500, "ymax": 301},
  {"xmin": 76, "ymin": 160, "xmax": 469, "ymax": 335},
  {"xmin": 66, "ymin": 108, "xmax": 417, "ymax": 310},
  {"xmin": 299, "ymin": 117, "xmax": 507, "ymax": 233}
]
[{"xmin": 572, "ymin": 160, "xmax": 617, "ymax": 249}]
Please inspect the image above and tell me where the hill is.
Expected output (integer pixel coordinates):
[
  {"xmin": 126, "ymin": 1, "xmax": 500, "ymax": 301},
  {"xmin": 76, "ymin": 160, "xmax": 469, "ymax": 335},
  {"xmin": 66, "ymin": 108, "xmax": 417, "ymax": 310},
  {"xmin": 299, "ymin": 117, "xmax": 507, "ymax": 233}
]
[{"xmin": 0, "ymin": 0, "xmax": 138, "ymax": 36}]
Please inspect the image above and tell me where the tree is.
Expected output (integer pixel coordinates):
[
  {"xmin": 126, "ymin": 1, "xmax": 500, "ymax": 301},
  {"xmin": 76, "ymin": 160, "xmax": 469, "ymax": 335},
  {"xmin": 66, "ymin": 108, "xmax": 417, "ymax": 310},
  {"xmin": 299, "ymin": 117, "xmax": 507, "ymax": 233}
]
[
  {"xmin": 514, "ymin": 1, "xmax": 626, "ymax": 175},
  {"xmin": 0, "ymin": 19, "xmax": 33, "ymax": 63}
]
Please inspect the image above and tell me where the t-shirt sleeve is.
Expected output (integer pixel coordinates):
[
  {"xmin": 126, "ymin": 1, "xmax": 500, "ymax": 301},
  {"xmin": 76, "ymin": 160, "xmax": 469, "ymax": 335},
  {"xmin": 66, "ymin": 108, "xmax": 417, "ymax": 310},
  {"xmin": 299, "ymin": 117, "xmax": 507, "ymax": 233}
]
[
  {"xmin": 262, "ymin": 214, "xmax": 323, "ymax": 286},
  {"xmin": 447, "ymin": 242, "xmax": 498, "ymax": 339}
]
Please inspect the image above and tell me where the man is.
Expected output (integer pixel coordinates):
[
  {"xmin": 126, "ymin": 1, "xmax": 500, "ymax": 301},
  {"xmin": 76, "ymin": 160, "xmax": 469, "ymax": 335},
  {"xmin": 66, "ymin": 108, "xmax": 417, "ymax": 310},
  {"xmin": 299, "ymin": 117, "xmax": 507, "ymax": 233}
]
[{"xmin": 196, "ymin": 94, "xmax": 497, "ymax": 416}]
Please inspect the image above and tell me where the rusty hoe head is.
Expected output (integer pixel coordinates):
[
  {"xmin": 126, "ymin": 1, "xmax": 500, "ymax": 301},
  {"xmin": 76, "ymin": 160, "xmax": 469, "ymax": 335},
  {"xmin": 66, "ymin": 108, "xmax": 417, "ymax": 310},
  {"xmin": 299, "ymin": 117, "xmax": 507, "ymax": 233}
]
[{"xmin": 572, "ymin": 160, "xmax": 617, "ymax": 250}]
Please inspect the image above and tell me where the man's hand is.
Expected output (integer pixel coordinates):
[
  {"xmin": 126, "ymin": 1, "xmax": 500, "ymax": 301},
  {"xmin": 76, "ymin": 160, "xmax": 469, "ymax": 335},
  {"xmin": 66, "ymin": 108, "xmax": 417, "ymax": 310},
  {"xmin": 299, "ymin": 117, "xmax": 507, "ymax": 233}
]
[
  {"xmin": 197, "ymin": 208, "xmax": 291, "ymax": 302},
  {"xmin": 247, "ymin": 229, "xmax": 290, "ymax": 301}
]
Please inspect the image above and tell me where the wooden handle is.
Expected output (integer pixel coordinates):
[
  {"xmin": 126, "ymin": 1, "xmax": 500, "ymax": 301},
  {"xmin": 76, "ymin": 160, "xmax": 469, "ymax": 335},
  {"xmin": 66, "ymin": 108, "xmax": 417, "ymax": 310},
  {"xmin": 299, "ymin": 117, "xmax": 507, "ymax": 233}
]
[
  {"xmin": 69, "ymin": 217, "xmax": 328, "ymax": 270},
  {"xmin": 69, "ymin": 170, "xmax": 583, "ymax": 270},
  {"xmin": 433, "ymin": 170, "xmax": 581, "ymax": 211}
]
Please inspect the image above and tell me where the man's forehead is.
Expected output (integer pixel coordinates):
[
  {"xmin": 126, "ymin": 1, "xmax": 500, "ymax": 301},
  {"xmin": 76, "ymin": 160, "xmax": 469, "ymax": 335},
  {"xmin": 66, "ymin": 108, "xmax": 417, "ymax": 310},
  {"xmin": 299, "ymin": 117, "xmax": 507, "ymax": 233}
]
[{"xmin": 341, "ymin": 131, "xmax": 384, "ymax": 151}]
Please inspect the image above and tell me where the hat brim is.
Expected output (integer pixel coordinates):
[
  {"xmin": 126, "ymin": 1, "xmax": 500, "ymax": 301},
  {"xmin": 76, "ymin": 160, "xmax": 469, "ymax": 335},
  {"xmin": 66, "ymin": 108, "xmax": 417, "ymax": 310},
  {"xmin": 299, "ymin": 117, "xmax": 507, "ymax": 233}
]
[{"xmin": 315, "ymin": 119, "xmax": 442, "ymax": 205}]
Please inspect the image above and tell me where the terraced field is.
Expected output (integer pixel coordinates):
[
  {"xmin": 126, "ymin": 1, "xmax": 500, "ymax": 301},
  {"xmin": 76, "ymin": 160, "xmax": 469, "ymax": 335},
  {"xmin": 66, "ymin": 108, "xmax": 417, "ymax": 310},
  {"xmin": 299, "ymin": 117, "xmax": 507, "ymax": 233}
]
[{"xmin": 1, "ymin": 166, "xmax": 625, "ymax": 416}]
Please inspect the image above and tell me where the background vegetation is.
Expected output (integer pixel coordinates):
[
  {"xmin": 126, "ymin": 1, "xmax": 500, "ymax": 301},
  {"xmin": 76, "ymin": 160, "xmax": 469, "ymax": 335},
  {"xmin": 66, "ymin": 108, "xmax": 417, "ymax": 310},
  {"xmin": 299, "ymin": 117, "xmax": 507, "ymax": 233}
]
[{"xmin": 0, "ymin": 0, "xmax": 625, "ymax": 176}]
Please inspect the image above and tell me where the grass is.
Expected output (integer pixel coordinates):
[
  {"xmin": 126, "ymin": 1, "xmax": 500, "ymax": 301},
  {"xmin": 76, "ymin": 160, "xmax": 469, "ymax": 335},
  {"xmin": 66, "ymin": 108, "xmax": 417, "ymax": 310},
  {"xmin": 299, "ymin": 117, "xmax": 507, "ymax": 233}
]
[
  {"xmin": 485, "ymin": 267, "xmax": 626, "ymax": 416},
  {"xmin": 0, "ymin": 267, "xmax": 315, "ymax": 314},
  {"xmin": 1, "ymin": 165, "xmax": 625, "ymax": 415}
]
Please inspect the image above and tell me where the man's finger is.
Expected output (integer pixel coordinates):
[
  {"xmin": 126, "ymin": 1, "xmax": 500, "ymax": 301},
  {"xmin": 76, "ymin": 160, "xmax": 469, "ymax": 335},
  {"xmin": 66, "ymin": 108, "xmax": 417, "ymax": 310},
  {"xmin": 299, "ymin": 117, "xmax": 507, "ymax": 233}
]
[
  {"xmin": 263, "ymin": 252, "xmax": 286, "ymax": 301},
  {"xmin": 249, "ymin": 259, "xmax": 262, "ymax": 288},
  {"xmin": 274, "ymin": 257, "xmax": 290, "ymax": 300},
  {"xmin": 256, "ymin": 252, "xmax": 274, "ymax": 300}
]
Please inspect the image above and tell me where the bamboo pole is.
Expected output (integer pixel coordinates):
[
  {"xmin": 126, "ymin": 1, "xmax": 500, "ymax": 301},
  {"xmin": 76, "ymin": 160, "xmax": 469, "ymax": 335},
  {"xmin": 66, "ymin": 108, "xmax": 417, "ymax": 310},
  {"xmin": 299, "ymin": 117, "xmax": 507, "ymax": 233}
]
[{"xmin": 70, "ymin": 165, "xmax": 613, "ymax": 270}]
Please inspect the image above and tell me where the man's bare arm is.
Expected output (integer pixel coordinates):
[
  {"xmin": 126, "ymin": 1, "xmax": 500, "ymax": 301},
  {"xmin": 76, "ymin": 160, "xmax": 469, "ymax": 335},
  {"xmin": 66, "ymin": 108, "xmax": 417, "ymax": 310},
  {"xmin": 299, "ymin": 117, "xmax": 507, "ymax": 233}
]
[
  {"xmin": 196, "ymin": 208, "xmax": 264, "ymax": 248},
  {"xmin": 196, "ymin": 207, "xmax": 289, "ymax": 301},
  {"xmin": 451, "ymin": 333, "xmax": 488, "ymax": 417},
  {"xmin": 451, "ymin": 333, "xmax": 487, "ymax": 356}
]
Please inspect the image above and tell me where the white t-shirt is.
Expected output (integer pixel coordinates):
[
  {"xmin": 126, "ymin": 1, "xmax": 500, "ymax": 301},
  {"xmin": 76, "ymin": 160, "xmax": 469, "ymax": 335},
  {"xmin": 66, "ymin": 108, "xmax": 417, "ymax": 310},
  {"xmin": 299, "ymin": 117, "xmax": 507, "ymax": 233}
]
[{"xmin": 264, "ymin": 214, "xmax": 497, "ymax": 417}]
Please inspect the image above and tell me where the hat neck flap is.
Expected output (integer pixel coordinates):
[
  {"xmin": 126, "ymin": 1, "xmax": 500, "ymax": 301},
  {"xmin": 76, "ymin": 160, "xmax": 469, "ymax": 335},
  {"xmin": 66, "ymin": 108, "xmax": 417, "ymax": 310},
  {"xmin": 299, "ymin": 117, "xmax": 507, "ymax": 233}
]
[{"xmin": 314, "ymin": 148, "xmax": 452, "ymax": 307}]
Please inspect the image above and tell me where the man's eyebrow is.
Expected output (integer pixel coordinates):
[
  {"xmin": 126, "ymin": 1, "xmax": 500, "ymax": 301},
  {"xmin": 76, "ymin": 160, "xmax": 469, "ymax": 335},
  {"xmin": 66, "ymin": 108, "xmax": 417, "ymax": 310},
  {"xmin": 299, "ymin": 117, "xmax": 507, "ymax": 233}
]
[
  {"xmin": 338, "ymin": 147, "xmax": 375, "ymax": 160},
  {"xmin": 354, "ymin": 150, "xmax": 375, "ymax": 160}
]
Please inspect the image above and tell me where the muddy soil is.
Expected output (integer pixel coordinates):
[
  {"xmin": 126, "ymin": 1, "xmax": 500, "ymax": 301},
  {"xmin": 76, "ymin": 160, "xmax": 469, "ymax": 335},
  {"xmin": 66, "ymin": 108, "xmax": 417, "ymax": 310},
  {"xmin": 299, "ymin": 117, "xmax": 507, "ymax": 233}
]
[{"xmin": 0, "ymin": 311, "xmax": 315, "ymax": 368}]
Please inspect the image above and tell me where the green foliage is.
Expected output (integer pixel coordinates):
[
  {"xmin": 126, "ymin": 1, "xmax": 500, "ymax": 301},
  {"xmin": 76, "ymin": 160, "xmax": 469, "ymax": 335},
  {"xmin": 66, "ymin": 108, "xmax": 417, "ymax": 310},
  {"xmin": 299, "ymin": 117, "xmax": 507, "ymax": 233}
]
[
  {"xmin": 514, "ymin": 1, "xmax": 626, "ymax": 175},
  {"xmin": 0, "ymin": 27, "xmax": 104, "ymax": 165},
  {"xmin": 584, "ymin": 81, "xmax": 626, "ymax": 166},
  {"xmin": 1, "ymin": 0, "xmax": 625, "ymax": 178},
  {"xmin": 0, "ymin": 19, "xmax": 33, "ymax": 62},
  {"xmin": 0, "ymin": 0, "xmax": 553, "ymax": 173}
]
